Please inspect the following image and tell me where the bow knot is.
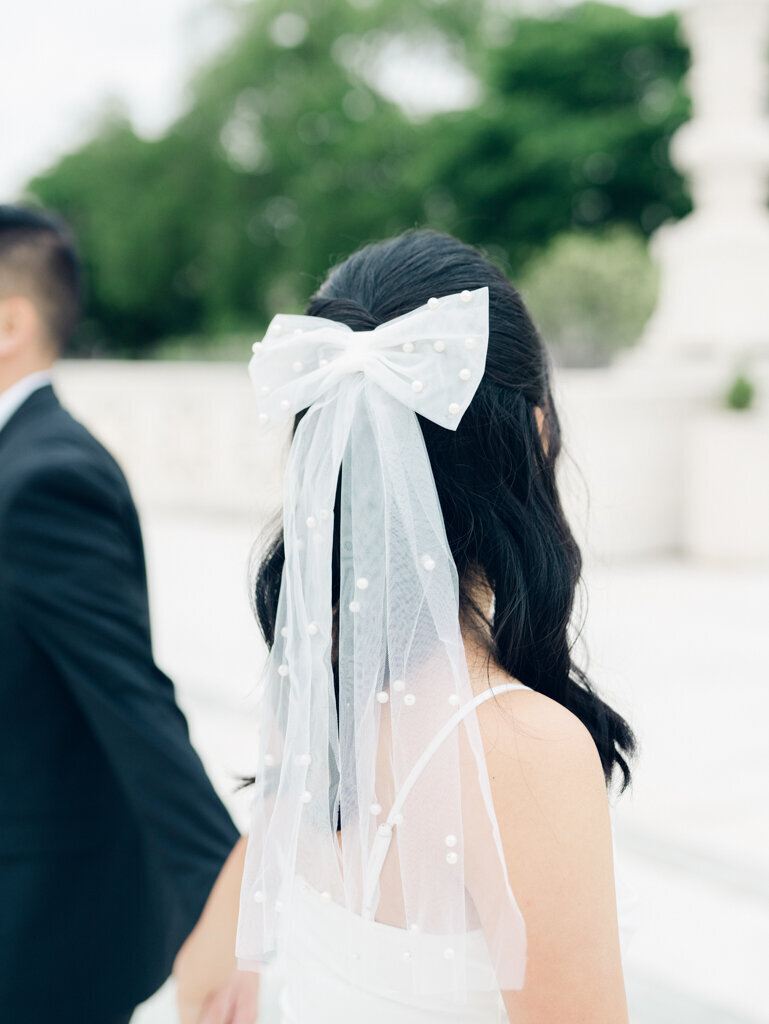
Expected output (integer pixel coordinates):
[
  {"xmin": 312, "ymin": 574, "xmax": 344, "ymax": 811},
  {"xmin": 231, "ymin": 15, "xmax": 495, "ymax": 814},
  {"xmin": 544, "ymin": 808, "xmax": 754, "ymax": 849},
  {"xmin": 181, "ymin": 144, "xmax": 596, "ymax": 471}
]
[{"xmin": 335, "ymin": 333, "xmax": 374, "ymax": 374}]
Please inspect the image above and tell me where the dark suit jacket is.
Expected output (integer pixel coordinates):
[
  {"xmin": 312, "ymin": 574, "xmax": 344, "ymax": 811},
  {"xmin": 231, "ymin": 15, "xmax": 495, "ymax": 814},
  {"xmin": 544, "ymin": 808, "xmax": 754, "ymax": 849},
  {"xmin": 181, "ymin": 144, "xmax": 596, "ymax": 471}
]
[{"xmin": 0, "ymin": 385, "xmax": 240, "ymax": 1022}]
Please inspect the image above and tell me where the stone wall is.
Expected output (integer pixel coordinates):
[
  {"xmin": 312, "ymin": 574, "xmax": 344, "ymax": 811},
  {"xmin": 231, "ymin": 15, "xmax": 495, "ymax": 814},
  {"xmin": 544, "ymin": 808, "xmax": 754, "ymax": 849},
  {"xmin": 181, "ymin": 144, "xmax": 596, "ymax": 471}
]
[{"xmin": 54, "ymin": 359, "xmax": 767, "ymax": 562}]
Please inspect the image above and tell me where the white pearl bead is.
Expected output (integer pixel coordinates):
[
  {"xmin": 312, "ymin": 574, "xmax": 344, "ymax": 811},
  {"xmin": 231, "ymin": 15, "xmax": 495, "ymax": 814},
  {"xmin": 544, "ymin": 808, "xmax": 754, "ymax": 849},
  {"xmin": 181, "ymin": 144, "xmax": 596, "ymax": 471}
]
[
  {"xmin": 404, "ymin": 693, "xmax": 416, "ymax": 707},
  {"xmin": 464, "ymin": 337, "xmax": 476, "ymax": 349},
  {"xmin": 258, "ymin": 413, "xmax": 269, "ymax": 425},
  {"xmin": 433, "ymin": 340, "xmax": 445, "ymax": 353},
  {"xmin": 448, "ymin": 694, "xmax": 460, "ymax": 707},
  {"xmin": 370, "ymin": 802, "xmax": 382, "ymax": 815},
  {"xmin": 393, "ymin": 679, "xmax": 405, "ymax": 692},
  {"xmin": 295, "ymin": 754, "xmax": 312, "ymax": 766},
  {"xmin": 402, "ymin": 341, "xmax": 414, "ymax": 353},
  {"xmin": 280, "ymin": 626, "xmax": 289, "ymax": 638},
  {"xmin": 393, "ymin": 813, "xmax": 404, "ymax": 826},
  {"xmin": 264, "ymin": 754, "xmax": 275, "ymax": 766},
  {"xmin": 306, "ymin": 515, "xmax": 317, "ymax": 528},
  {"xmin": 356, "ymin": 577, "xmax": 369, "ymax": 590},
  {"xmin": 260, "ymin": 384, "xmax": 270, "ymax": 395},
  {"xmin": 448, "ymin": 403, "xmax": 460, "ymax": 416},
  {"xmin": 445, "ymin": 834, "xmax": 457, "ymax": 848},
  {"xmin": 253, "ymin": 889, "xmax": 264, "ymax": 903},
  {"xmin": 428, "ymin": 297, "xmax": 439, "ymax": 309},
  {"xmin": 409, "ymin": 923, "xmax": 420, "ymax": 933},
  {"xmin": 278, "ymin": 664, "xmax": 289, "ymax": 677},
  {"xmin": 459, "ymin": 368, "xmax": 471, "ymax": 381},
  {"xmin": 320, "ymin": 891, "xmax": 332, "ymax": 903},
  {"xmin": 280, "ymin": 399, "xmax": 291, "ymax": 412},
  {"xmin": 376, "ymin": 691, "xmax": 389, "ymax": 704},
  {"xmin": 443, "ymin": 947, "xmax": 455, "ymax": 960},
  {"xmin": 411, "ymin": 380, "xmax": 424, "ymax": 393},
  {"xmin": 272, "ymin": 323, "xmax": 283, "ymax": 335},
  {"xmin": 301, "ymin": 790, "xmax": 312, "ymax": 803},
  {"xmin": 252, "ymin": 342, "xmax": 261, "ymax": 353},
  {"xmin": 349, "ymin": 600, "xmax": 360, "ymax": 613},
  {"xmin": 292, "ymin": 360, "xmax": 303, "ymax": 373},
  {"xmin": 421, "ymin": 554, "xmax": 436, "ymax": 571},
  {"xmin": 460, "ymin": 290, "xmax": 471, "ymax": 302},
  {"xmin": 308, "ymin": 622, "xmax": 319, "ymax": 636},
  {"xmin": 319, "ymin": 357, "xmax": 329, "ymax": 367},
  {"xmin": 446, "ymin": 851, "xmax": 458, "ymax": 865}
]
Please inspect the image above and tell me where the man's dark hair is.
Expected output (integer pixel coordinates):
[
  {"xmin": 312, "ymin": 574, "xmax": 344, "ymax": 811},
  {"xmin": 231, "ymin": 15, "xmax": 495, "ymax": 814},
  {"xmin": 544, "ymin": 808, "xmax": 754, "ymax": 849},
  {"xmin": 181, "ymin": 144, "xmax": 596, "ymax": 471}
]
[{"xmin": 0, "ymin": 205, "xmax": 81, "ymax": 350}]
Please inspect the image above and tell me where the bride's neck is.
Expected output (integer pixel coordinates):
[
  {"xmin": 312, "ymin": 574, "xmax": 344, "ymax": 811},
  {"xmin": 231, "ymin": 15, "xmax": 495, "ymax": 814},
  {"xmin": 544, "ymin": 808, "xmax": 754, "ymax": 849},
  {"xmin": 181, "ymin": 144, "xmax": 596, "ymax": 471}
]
[{"xmin": 459, "ymin": 575, "xmax": 506, "ymax": 689}]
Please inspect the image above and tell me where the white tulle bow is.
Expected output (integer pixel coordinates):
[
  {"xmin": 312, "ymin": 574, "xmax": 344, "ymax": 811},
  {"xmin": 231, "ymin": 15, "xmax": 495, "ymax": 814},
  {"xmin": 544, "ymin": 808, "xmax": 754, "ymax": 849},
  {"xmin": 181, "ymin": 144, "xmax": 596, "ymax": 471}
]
[
  {"xmin": 249, "ymin": 287, "xmax": 489, "ymax": 431},
  {"xmin": 237, "ymin": 286, "xmax": 527, "ymax": 1000}
]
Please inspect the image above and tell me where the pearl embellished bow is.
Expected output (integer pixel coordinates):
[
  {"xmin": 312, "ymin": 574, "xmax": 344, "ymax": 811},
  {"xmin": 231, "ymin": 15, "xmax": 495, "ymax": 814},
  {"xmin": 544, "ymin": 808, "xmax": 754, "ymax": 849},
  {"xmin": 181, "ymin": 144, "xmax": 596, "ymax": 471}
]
[{"xmin": 249, "ymin": 287, "xmax": 489, "ymax": 432}]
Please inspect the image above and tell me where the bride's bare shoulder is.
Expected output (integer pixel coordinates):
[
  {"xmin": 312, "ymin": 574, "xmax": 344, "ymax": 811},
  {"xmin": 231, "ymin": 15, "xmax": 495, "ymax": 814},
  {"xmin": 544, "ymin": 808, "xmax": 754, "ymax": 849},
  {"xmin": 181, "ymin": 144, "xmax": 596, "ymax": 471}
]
[{"xmin": 472, "ymin": 668, "xmax": 605, "ymax": 796}]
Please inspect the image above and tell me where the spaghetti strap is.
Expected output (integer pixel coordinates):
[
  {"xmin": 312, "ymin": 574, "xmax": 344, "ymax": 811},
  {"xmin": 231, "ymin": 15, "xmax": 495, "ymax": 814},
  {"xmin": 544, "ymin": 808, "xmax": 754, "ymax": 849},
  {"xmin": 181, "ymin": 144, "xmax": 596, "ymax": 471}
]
[{"xmin": 362, "ymin": 682, "xmax": 531, "ymax": 919}]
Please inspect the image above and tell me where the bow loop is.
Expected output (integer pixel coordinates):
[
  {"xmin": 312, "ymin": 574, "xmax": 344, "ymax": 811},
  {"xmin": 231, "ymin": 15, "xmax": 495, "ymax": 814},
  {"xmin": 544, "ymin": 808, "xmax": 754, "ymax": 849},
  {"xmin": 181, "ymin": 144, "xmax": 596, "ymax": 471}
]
[{"xmin": 249, "ymin": 287, "xmax": 489, "ymax": 431}]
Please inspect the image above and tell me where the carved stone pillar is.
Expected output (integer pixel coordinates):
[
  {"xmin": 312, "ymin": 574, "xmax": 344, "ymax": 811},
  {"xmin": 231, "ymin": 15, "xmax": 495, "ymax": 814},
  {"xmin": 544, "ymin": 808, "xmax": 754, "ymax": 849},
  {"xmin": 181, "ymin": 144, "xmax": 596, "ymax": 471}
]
[{"xmin": 640, "ymin": 0, "xmax": 769, "ymax": 362}]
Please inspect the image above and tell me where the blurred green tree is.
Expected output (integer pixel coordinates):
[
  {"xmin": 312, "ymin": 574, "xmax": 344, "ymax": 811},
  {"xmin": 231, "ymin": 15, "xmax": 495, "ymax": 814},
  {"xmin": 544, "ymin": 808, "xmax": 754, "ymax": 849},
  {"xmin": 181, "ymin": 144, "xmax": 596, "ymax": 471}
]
[
  {"xmin": 412, "ymin": 1, "xmax": 691, "ymax": 275},
  {"xmin": 25, "ymin": 0, "xmax": 690, "ymax": 356}
]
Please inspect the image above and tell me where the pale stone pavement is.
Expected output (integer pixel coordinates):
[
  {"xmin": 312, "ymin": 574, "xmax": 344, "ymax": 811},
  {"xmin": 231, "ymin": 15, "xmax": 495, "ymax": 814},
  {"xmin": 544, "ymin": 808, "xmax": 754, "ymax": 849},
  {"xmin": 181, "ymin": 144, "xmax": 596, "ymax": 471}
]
[{"xmin": 127, "ymin": 512, "xmax": 769, "ymax": 1024}]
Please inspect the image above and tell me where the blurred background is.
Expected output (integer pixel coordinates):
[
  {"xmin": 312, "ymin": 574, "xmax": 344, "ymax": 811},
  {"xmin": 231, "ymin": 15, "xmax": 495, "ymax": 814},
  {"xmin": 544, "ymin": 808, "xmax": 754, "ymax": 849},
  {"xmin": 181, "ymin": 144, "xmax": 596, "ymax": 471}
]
[{"xmin": 4, "ymin": 0, "xmax": 768, "ymax": 1021}]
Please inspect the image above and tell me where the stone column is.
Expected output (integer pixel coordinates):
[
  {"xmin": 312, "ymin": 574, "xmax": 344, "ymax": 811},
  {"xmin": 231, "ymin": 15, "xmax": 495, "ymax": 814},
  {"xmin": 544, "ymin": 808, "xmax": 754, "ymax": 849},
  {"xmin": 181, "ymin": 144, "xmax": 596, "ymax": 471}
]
[{"xmin": 639, "ymin": 0, "xmax": 769, "ymax": 363}]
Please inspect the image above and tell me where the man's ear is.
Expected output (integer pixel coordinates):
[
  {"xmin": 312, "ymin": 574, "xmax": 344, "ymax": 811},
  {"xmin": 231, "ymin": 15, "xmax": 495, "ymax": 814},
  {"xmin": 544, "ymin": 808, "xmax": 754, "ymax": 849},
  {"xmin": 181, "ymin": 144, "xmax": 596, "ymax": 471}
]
[{"xmin": 0, "ymin": 295, "xmax": 40, "ymax": 356}]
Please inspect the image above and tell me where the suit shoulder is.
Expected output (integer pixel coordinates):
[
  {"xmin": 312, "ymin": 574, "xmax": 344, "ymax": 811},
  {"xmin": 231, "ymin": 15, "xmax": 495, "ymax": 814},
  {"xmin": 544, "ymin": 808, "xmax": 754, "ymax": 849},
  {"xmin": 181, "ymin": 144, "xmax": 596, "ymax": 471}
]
[
  {"xmin": 0, "ymin": 434, "xmax": 129, "ymax": 530},
  {"xmin": 52, "ymin": 403, "xmax": 130, "ymax": 481},
  {"xmin": 5, "ymin": 401, "xmax": 130, "ymax": 500}
]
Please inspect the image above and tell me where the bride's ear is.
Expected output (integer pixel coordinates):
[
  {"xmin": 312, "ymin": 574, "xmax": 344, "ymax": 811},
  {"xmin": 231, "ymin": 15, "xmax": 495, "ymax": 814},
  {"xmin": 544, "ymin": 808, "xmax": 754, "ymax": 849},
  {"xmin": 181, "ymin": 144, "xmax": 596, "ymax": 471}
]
[{"xmin": 534, "ymin": 406, "xmax": 549, "ymax": 455}]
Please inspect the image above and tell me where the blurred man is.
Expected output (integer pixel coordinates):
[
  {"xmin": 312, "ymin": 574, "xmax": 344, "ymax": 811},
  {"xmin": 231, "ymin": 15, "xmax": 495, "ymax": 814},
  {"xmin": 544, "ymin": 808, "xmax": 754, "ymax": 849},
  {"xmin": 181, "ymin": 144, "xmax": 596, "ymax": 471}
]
[{"xmin": 0, "ymin": 205, "xmax": 243, "ymax": 1023}]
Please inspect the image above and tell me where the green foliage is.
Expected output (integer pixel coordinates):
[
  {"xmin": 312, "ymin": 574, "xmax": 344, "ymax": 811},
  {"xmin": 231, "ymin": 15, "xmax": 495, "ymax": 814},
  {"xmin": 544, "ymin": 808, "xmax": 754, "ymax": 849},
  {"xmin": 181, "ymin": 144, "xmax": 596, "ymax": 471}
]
[
  {"xmin": 409, "ymin": 2, "xmax": 691, "ymax": 272},
  {"xmin": 725, "ymin": 373, "xmax": 756, "ymax": 412},
  {"xmin": 517, "ymin": 226, "xmax": 658, "ymax": 367},
  {"xmin": 25, "ymin": 1, "xmax": 690, "ymax": 356},
  {"xmin": 30, "ymin": 119, "xmax": 210, "ymax": 354}
]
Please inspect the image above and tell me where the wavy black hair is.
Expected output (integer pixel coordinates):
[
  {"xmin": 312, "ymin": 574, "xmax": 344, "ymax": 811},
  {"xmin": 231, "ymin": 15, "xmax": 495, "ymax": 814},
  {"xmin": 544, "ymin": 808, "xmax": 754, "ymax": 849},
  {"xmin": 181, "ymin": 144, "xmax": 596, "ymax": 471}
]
[{"xmin": 254, "ymin": 230, "xmax": 636, "ymax": 792}]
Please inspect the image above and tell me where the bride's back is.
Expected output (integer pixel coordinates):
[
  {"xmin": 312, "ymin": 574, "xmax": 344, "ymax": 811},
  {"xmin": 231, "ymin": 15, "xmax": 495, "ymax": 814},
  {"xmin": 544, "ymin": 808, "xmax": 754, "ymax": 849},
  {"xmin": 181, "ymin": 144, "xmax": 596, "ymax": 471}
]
[{"xmin": 279, "ymin": 665, "xmax": 630, "ymax": 1024}]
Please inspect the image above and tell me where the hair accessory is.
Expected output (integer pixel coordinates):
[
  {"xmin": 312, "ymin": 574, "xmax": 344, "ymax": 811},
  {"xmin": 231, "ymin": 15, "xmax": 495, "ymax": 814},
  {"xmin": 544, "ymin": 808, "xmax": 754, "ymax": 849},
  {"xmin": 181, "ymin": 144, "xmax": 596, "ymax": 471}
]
[
  {"xmin": 249, "ymin": 288, "xmax": 489, "ymax": 432},
  {"xmin": 237, "ymin": 287, "xmax": 527, "ymax": 998}
]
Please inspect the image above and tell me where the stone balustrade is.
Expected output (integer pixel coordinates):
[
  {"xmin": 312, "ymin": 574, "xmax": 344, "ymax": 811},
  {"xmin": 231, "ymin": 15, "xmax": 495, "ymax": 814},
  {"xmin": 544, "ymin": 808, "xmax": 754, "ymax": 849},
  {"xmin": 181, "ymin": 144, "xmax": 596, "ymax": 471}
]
[{"xmin": 53, "ymin": 358, "xmax": 769, "ymax": 563}]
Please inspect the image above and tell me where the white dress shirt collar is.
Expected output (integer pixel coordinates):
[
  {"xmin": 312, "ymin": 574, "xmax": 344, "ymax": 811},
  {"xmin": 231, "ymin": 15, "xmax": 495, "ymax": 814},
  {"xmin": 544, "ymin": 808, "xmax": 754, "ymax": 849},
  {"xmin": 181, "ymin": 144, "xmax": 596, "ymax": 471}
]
[{"xmin": 0, "ymin": 370, "xmax": 53, "ymax": 434}]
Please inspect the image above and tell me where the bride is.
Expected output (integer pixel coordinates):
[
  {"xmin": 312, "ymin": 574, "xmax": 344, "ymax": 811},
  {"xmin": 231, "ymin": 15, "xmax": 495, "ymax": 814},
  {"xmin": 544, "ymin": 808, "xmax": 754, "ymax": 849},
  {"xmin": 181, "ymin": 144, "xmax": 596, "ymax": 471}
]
[{"xmin": 173, "ymin": 230, "xmax": 636, "ymax": 1024}]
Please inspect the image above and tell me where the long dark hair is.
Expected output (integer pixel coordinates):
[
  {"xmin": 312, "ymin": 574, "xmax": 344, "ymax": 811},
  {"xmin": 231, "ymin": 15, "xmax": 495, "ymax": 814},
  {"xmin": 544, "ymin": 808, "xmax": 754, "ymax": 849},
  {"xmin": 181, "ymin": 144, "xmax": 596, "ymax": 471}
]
[{"xmin": 254, "ymin": 230, "xmax": 636, "ymax": 792}]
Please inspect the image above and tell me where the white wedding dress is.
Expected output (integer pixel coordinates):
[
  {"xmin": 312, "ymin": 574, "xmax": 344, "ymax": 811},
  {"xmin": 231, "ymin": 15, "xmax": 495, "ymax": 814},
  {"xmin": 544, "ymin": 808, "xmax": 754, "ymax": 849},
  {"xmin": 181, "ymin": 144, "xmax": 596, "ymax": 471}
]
[{"xmin": 272, "ymin": 682, "xmax": 638, "ymax": 1024}]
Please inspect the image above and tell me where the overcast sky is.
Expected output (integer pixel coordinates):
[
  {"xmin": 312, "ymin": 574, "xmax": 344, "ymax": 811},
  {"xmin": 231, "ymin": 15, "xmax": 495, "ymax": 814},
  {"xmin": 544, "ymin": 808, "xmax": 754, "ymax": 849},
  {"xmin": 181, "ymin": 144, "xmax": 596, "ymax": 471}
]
[{"xmin": 2, "ymin": 0, "xmax": 677, "ymax": 199}]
